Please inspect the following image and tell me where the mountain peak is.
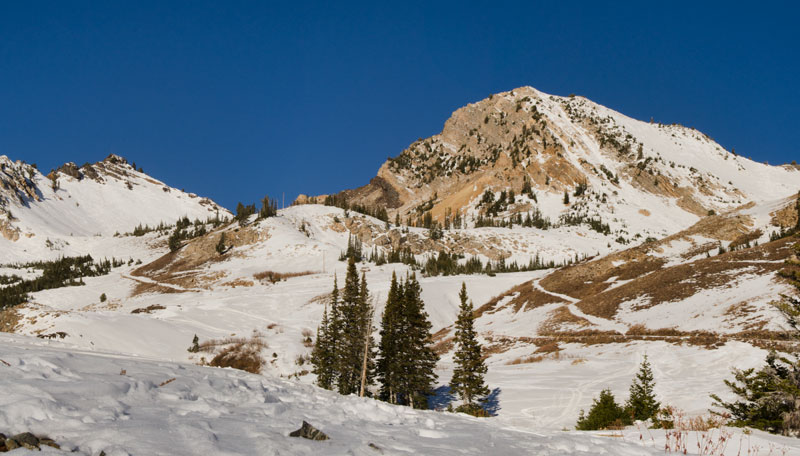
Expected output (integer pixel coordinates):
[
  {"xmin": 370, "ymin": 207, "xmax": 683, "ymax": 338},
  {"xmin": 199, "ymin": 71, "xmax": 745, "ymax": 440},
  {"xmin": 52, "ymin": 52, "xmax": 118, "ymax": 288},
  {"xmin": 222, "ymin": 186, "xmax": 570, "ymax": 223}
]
[{"xmin": 302, "ymin": 86, "xmax": 799, "ymax": 242}]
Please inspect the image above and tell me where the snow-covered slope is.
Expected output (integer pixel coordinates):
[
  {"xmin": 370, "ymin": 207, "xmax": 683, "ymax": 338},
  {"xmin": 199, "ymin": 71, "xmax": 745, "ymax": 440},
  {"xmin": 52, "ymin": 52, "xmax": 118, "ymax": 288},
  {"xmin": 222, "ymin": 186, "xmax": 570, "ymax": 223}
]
[
  {"xmin": 0, "ymin": 154, "xmax": 230, "ymax": 263},
  {"xmin": 0, "ymin": 332, "xmax": 677, "ymax": 456}
]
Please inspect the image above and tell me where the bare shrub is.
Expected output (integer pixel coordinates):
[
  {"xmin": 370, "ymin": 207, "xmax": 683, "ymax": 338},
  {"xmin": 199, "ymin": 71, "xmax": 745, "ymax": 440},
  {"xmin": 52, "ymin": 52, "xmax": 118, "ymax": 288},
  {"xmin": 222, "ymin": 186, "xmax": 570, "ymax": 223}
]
[
  {"xmin": 196, "ymin": 333, "xmax": 268, "ymax": 374},
  {"xmin": 506, "ymin": 355, "xmax": 545, "ymax": 365},
  {"xmin": 131, "ymin": 304, "xmax": 166, "ymax": 314},
  {"xmin": 253, "ymin": 270, "xmax": 317, "ymax": 284},
  {"xmin": 209, "ymin": 342, "xmax": 265, "ymax": 374}
]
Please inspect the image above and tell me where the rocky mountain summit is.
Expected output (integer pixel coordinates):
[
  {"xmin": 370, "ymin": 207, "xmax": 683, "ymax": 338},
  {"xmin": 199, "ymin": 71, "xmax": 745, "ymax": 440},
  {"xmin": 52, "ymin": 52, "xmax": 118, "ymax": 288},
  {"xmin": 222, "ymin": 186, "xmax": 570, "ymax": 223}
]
[{"xmin": 302, "ymin": 86, "xmax": 798, "ymax": 244}]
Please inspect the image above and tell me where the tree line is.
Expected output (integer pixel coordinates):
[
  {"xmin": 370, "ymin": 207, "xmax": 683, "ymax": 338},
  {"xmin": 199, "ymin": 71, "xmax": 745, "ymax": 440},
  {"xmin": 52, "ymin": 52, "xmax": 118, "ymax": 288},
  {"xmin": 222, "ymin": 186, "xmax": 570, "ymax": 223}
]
[{"xmin": 0, "ymin": 255, "xmax": 123, "ymax": 309}]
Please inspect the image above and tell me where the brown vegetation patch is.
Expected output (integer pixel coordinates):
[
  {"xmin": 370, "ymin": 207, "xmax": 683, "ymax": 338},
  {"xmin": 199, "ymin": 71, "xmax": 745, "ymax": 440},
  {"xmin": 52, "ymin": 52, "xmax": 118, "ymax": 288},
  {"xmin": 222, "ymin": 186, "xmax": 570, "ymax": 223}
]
[
  {"xmin": 728, "ymin": 229, "xmax": 763, "ymax": 250},
  {"xmin": 539, "ymin": 250, "xmax": 666, "ymax": 301},
  {"xmin": 36, "ymin": 331, "xmax": 68, "ymax": 339},
  {"xmin": 130, "ymin": 281, "xmax": 187, "ymax": 297},
  {"xmin": 432, "ymin": 336, "xmax": 455, "ymax": 355},
  {"xmin": 253, "ymin": 270, "xmax": 317, "ymax": 284},
  {"xmin": 473, "ymin": 281, "xmax": 565, "ymax": 319},
  {"xmin": 771, "ymin": 197, "xmax": 799, "ymax": 229},
  {"xmin": 575, "ymin": 235, "xmax": 796, "ymax": 319},
  {"xmin": 679, "ymin": 242, "xmax": 719, "ymax": 260},
  {"xmin": 0, "ymin": 306, "xmax": 23, "ymax": 333},
  {"xmin": 221, "ymin": 279, "xmax": 255, "ymax": 288},
  {"xmin": 506, "ymin": 354, "xmax": 545, "ymax": 365},
  {"xmin": 131, "ymin": 304, "xmax": 166, "ymax": 314},
  {"xmin": 132, "ymin": 224, "xmax": 270, "ymax": 289},
  {"xmin": 209, "ymin": 344, "xmax": 264, "ymax": 374},
  {"xmin": 199, "ymin": 334, "xmax": 268, "ymax": 374},
  {"xmin": 539, "ymin": 306, "xmax": 592, "ymax": 333}
]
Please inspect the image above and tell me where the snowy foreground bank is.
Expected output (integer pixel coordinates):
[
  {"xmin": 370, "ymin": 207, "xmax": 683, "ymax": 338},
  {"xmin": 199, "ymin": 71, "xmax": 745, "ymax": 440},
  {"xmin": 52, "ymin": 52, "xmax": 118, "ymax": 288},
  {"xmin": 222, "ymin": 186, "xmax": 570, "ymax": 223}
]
[{"xmin": 1, "ymin": 333, "xmax": 798, "ymax": 456}]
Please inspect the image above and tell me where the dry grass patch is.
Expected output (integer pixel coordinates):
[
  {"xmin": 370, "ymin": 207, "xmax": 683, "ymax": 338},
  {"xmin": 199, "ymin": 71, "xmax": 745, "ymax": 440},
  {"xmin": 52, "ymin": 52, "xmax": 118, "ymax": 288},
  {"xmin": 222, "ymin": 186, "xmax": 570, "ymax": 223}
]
[
  {"xmin": 506, "ymin": 354, "xmax": 545, "ymax": 365},
  {"xmin": 575, "ymin": 235, "xmax": 797, "ymax": 319},
  {"xmin": 199, "ymin": 333, "xmax": 268, "ymax": 374},
  {"xmin": 130, "ymin": 281, "xmax": 187, "ymax": 297},
  {"xmin": 220, "ymin": 278, "xmax": 254, "ymax": 288},
  {"xmin": 253, "ymin": 270, "xmax": 317, "ymax": 284}
]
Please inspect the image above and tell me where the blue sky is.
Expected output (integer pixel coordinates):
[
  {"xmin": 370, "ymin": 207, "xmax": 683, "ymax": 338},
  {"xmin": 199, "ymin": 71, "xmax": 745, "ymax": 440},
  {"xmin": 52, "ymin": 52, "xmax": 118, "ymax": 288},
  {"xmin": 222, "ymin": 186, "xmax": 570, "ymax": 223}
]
[{"xmin": 1, "ymin": 2, "xmax": 797, "ymax": 210}]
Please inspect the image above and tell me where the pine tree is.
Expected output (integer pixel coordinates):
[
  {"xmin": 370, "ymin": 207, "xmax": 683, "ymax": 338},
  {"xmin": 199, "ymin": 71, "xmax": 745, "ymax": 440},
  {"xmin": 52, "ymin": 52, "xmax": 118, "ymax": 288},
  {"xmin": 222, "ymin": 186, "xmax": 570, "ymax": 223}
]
[
  {"xmin": 563, "ymin": 191, "xmax": 570, "ymax": 205},
  {"xmin": 335, "ymin": 257, "xmax": 367, "ymax": 395},
  {"xmin": 450, "ymin": 283, "xmax": 489, "ymax": 414},
  {"xmin": 625, "ymin": 355, "xmax": 660, "ymax": 421},
  {"xmin": 576, "ymin": 389, "xmax": 629, "ymax": 430},
  {"xmin": 311, "ymin": 296, "xmax": 334, "ymax": 389},
  {"xmin": 188, "ymin": 334, "xmax": 200, "ymax": 353},
  {"xmin": 216, "ymin": 232, "xmax": 226, "ymax": 255},
  {"xmin": 168, "ymin": 228, "xmax": 182, "ymax": 252},
  {"xmin": 398, "ymin": 273, "xmax": 439, "ymax": 408},
  {"xmin": 311, "ymin": 275, "xmax": 341, "ymax": 390},
  {"xmin": 378, "ymin": 272, "xmax": 404, "ymax": 403},
  {"xmin": 357, "ymin": 272, "xmax": 376, "ymax": 396}
]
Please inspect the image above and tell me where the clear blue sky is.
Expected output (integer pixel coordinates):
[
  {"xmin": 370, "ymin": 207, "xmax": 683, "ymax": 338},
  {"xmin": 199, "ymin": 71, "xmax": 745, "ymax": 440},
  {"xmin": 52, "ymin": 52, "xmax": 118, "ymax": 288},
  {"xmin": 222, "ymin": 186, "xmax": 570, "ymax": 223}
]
[{"xmin": 1, "ymin": 2, "xmax": 797, "ymax": 210}]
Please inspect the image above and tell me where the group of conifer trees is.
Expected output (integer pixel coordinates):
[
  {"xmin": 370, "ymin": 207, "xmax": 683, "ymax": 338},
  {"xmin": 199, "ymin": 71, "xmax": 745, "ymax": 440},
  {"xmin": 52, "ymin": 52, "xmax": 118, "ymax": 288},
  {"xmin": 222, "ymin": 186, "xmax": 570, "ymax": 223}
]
[
  {"xmin": 311, "ymin": 258, "xmax": 490, "ymax": 413},
  {"xmin": 311, "ymin": 256, "xmax": 377, "ymax": 396}
]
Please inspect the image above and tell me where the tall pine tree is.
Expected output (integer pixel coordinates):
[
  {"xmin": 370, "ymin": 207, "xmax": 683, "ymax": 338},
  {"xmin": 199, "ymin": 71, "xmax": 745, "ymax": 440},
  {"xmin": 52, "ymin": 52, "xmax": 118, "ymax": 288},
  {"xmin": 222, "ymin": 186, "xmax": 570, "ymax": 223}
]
[
  {"xmin": 399, "ymin": 273, "xmax": 439, "ymax": 409},
  {"xmin": 311, "ymin": 275, "xmax": 341, "ymax": 390},
  {"xmin": 378, "ymin": 272, "xmax": 404, "ymax": 403},
  {"xmin": 449, "ymin": 282, "xmax": 489, "ymax": 414},
  {"xmin": 624, "ymin": 355, "xmax": 660, "ymax": 421},
  {"xmin": 357, "ymin": 272, "xmax": 376, "ymax": 397},
  {"xmin": 335, "ymin": 256, "xmax": 364, "ymax": 394}
]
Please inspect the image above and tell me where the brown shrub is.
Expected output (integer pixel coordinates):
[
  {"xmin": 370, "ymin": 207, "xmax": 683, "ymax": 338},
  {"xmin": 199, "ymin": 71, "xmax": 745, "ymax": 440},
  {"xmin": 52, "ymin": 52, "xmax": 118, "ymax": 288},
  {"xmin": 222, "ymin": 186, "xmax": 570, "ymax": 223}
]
[
  {"xmin": 534, "ymin": 342, "xmax": 560, "ymax": 354},
  {"xmin": 253, "ymin": 270, "xmax": 317, "ymax": 284},
  {"xmin": 506, "ymin": 355, "xmax": 545, "ymax": 365},
  {"xmin": 131, "ymin": 304, "xmax": 166, "ymax": 314},
  {"xmin": 208, "ymin": 341, "xmax": 265, "ymax": 374}
]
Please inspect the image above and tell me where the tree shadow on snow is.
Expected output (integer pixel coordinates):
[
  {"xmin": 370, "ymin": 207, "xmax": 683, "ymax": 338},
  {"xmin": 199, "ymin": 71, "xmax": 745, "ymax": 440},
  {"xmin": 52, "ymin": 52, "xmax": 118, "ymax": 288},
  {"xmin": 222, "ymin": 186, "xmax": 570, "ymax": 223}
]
[
  {"xmin": 428, "ymin": 386, "xmax": 501, "ymax": 416},
  {"xmin": 483, "ymin": 387, "xmax": 501, "ymax": 416},
  {"xmin": 428, "ymin": 385, "xmax": 455, "ymax": 410}
]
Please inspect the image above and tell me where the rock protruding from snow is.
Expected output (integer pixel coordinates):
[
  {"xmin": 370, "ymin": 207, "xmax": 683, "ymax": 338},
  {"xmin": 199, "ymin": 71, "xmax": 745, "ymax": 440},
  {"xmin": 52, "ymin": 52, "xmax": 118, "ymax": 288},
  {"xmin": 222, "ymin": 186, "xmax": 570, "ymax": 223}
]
[{"xmin": 289, "ymin": 421, "xmax": 329, "ymax": 441}]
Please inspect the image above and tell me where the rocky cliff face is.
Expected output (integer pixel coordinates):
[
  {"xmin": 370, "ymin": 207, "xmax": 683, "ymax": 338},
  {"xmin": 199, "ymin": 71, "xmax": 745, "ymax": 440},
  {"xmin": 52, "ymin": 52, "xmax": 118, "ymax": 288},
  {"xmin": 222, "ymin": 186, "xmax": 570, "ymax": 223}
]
[{"xmin": 306, "ymin": 86, "xmax": 799, "ymax": 240}]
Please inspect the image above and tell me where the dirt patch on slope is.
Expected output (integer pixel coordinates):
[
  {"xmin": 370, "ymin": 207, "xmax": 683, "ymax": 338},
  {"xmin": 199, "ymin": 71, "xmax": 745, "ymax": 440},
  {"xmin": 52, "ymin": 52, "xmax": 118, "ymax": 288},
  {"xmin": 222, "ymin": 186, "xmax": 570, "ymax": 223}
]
[
  {"xmin": 132, "ymin": 223, "xmax": 268, "ymax": 289},
  {"xmin": 474, "ymin": 281, "xmax": 566, "ymax": 318},
  {"xmin": 576, "ymin": 235, "xmax": 796, "ymax": 319}
]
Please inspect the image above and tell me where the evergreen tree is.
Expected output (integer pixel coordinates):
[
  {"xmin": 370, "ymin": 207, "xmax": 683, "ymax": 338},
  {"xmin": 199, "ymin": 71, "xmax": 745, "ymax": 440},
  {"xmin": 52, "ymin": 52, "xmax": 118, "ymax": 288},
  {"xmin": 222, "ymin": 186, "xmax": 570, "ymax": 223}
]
[
  {"xmin": 357, "ymin": 272, "xmax": 376, "ymax": 396},
  {"xmin": 563, "ymin": 191, "xmax": 570, "ymax": 205},
  {"xmin": 625, "ymin": 355, "xmax": 660, "ymax": 421},
  {"xmin": 398, "ymin": 273, "xmax": 439, "ymax": 408},
  {"xmin": 576, "ymin": 389, "xmax": 629, "ymax": 430},
  {"xmin": 335, "ymin": 257, "xmax": 367, "ymax": 395},
  {"xmin": 450, "ymin": 282, "xmax": 490, "ymax": 414},
  {"xmin": 168, "ymin": 228, "xmax": 182, "ymax": 252},
  {"xmin": 378, "ymin": 272, "xmax": 404, "ymax": 403},
  {"xmin": 215, "ymin": 232, "xmax": 226, "ymax": 255},
  {"xmin": 311, "ymin": 276, "xmax": 341, "ymax": 390}
]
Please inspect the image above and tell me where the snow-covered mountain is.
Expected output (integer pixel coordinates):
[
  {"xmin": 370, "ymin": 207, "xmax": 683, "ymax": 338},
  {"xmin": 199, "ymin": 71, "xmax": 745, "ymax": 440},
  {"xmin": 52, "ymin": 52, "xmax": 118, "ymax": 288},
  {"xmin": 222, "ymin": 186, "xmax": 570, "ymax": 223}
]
[
  {"xmin": 2, "ymin": 87, "xmax": 800, "ymax": 455},
  {"xmin": 303, "ymin": 86, "xmax": 799, "ymax": 244},
  {"xmin": 0, "ymin": 154, "xmax": 230, "ymax": 263}
]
